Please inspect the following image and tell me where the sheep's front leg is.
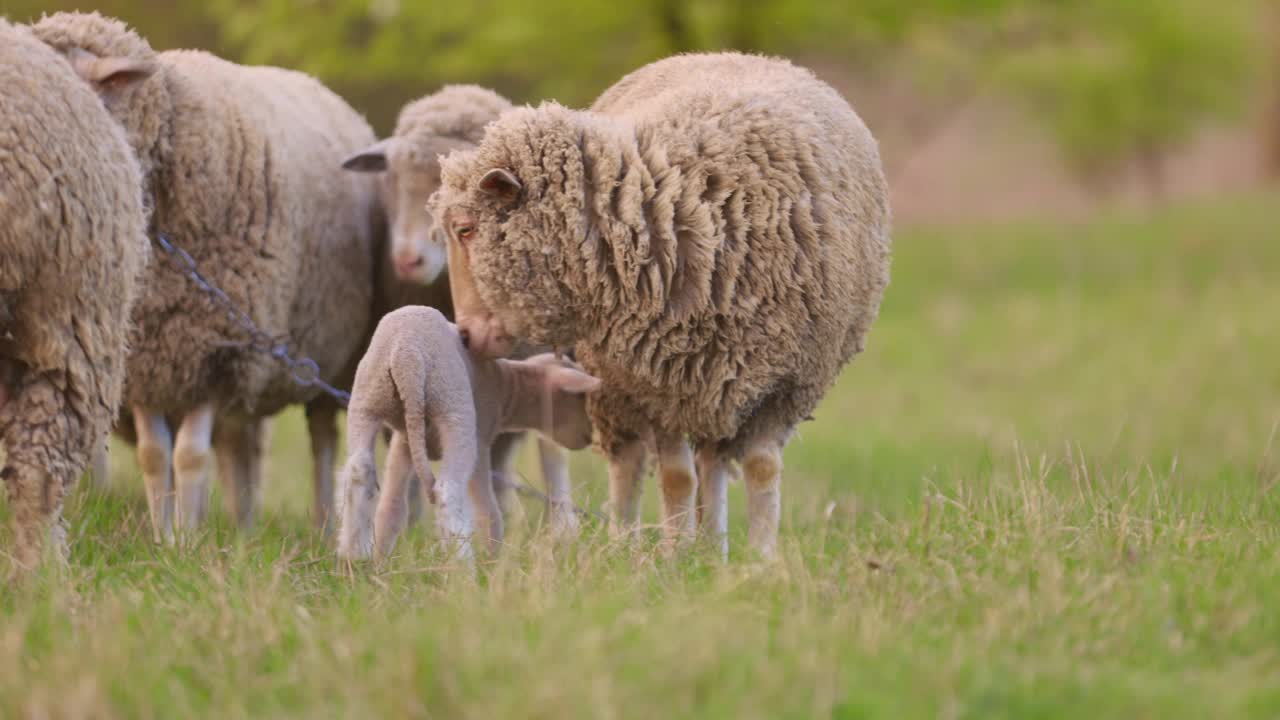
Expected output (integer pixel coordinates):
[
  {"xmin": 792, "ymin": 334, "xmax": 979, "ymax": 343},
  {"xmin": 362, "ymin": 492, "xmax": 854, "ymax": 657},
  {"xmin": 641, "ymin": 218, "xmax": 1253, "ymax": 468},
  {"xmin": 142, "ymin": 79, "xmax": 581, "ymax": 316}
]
[
  {"xmin": 172, "ymin": 403, "xmax": 215, "ymax": 536},
  {"xmin": 214, "ymin": 418, "xmax": 265, "ymax": 531},
  {"xmin": 656, "ymin": 436, "xmax": 697, "ymax": 553},
  {"xmin": 467, "ymin": 448, "xmax": 502, "ymax": 555},
  {"xmin": 373, "ymin": 432, "xmax": 423, "ymax": 559},
  {"xmin": 742, "ymin": 428, "xmax": 793, "ymax": 559},
  {"xmin": 305, "ymin": 401, "xmax": 339, "ymax": 534},
  {"xmin": 606, "ymin": 438, "xmax": 647, "ymax": 540},
  {"xmin": 695, "ymin": 446, "xmax": 730, "ymax": 561},
  {"xmin": 133, "ymin": 408, "xmax": 174, "ymax": 544},
  {"xmin": 537, "ymin": 437, "xmax": 579, "ymax": 538},
  {"xmin": 336, "ymin": 413, "xmax": 382, "ymax": 561},
  {"xmin": 489, "ymin": 431, "xmax": 524, "ymax": 520}
]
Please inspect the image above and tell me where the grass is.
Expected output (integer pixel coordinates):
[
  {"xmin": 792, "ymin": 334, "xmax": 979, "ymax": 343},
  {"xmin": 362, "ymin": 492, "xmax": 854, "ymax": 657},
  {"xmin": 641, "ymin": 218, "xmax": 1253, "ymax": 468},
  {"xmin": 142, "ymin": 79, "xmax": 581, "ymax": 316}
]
[{"xmin": 3, "ymin": 189, "xmax": 1280, "ymax": 718}]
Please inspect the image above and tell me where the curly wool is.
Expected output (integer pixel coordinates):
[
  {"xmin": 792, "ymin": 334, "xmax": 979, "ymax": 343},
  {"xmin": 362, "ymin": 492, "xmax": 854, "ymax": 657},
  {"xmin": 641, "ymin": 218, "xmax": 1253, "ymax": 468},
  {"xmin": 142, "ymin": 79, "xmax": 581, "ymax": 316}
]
[
  {"xmin": 31, "ymin": 12, "xmax": 381, "ymax": 420},
  {"xmin": 435, "ymin": 52, "xmax": 891, "ymax": 455},
  {"xmin": 0, "ymin": 19, "xmax": 149, "ymax": 563}
]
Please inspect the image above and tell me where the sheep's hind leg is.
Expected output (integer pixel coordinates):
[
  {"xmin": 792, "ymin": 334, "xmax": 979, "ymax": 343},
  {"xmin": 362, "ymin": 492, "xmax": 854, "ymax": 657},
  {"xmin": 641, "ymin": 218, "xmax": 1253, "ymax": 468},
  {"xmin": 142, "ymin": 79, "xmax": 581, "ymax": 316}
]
[
  {"xmin": 214, "ymin": 418, "xmax": 265, "ymax": 531},
  {"xmin": 172, "ymin": 403, "xmax": 215, "ymax": 537},
  {"xmin": 373, "ymin": 432, "xmax": 423, "ymax": 559},
  {"xmin": 695, "ymin": 446, "xmax": 730, "ymax": 561},
  {"xmin": 742, "ymin": 428, "xmax": 793, "ymax": 560},
  {"xmin": 336, "ymin": 413, "xmax": 381, "ymax": 561},
  {"xmin": 133, "ymin": 408, "xmax": 174, "ymax": 545},
  {"xmin": 606, "ymin": 438, "xmax": 647, "ymax": 541},
  {"xmin": 656, "ymin": 436, "xmax": 697, "ymax": 554}
]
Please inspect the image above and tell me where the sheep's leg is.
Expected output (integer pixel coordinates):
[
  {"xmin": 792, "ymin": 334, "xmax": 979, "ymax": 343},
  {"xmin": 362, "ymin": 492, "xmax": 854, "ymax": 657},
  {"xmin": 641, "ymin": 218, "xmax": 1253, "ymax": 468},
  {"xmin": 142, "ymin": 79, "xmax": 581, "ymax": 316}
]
[
  {"xmin": 133, "ymin": 408, "xmax": 174, "ymax": 545},
  {"xmin": 695, "ymin": 446, "xmax": 730, "ymax": 561},
  {"xmin": 305, "ymin": 402, "xmax": 339, "ymax": 534},
  {"xmin": 743, "ymin": 429, "xmax": 792, "ymax": 559},
  {"xmin": 607, "ymin": 439, "xmax": 648, "ymax": 540},
  {"xmin": 656, "ymin": 436, "xmax": 697, "ymax": 553},
  {"xmin": 90, "ymin": 440, "xmax": 111, "ymax": 489},
  {"xmin": 172, "ymin": 403, "xmax": 215, "ymax": 536},
  {"xmin": 489, "ymin": 431, "xmax": 524, "ymax": 520},
  {"xmin": 214, "ymin": 418, "xmax": 265, "ymax": 531},
  {"xmin": 537, "ymin": 436, "xmax": 579, "ymax": 538},
  {"xmin": 373, "ymin": 432, "xmax": 423, "ymax": 559},
  {"xmin": 1, "ymin": 371, "xmax": 79, "ymax": 569},
  {"xmin": 433, "ymin": 427, "xmax": 476, "ymax": 562},
  {"xmin": 335, "ymin": 413, "xmax": 381, "ymax": 561},
  {"xmin": 467, "ymin": 448, "xmax": 502, "ymax": 555}
]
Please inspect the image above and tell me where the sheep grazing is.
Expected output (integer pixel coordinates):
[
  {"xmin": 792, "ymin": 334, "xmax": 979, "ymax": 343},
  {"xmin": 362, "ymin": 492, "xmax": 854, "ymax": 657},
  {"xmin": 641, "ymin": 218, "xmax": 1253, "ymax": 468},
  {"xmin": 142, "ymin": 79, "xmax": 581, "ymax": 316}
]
[
  {"xmin": 0, "ymin": 19, "xmax": 150, "ymax": 569},
  {"xmin": 342, "ymin": 86, "xmax": 585, "ymax": 537},
  {"xmin": 335, "ymin": 306, "xmax": 599, "ymax": 561},
  {"xmin": 430, "ymin": 52, "xmax": 892, "ymax": 558},
  {"xmin": 31, "ymin": 12, "xmax": 382, "ymax": 543}
]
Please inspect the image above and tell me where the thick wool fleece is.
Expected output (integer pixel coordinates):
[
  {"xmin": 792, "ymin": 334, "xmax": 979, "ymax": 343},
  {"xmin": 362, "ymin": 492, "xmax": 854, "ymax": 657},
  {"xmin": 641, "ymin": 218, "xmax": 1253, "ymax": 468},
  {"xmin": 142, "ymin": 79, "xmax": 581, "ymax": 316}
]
[
  {"xmin": 31, "ymin": 12, "xmax": 381, "ymax": 421},
  {"xmin": 435, "ymin": 52, "xmax": 891, "ymax": 456},
  {"xmin": 0, "ymin": 19, "xmax": 149, "ymax": 565}
]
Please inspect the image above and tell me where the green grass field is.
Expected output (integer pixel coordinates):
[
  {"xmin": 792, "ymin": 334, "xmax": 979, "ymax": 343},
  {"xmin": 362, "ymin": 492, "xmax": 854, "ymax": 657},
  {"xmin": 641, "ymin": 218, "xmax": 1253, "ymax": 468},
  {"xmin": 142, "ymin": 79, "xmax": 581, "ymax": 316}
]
[{"xmin": 3, "ymin": 190, "xmax": 1279, "ymax": 718}]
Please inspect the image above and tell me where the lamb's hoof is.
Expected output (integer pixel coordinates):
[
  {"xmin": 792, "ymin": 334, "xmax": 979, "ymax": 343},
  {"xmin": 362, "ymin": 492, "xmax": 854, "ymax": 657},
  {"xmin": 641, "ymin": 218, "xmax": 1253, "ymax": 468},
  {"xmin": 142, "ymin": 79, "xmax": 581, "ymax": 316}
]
[{"xmin": 547, "ymin": 502, "xmax": 581, "ymax": 539}]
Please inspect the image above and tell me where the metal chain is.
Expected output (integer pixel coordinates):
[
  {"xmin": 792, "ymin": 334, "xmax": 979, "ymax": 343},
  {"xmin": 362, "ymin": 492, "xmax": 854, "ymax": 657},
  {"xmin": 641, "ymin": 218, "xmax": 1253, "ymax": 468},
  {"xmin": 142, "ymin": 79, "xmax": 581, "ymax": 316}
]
[{"xmin": 151, "ymin": 233, "xmax": 352, "ymax": 407}]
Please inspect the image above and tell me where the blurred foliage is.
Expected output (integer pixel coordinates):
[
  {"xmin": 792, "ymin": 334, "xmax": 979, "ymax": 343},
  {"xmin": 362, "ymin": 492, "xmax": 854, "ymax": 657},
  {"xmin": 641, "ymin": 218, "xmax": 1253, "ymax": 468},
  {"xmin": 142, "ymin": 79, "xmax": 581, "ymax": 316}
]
[{"xmin": 0, "ymin": 0, "xmax": 1268, "ymax": 186}]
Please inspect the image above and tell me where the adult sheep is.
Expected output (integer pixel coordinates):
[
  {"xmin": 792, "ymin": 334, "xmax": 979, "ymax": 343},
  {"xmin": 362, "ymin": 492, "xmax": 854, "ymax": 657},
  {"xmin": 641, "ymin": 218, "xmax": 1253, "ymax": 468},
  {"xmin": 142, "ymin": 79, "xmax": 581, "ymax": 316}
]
[
  {"xmin": 31, "ymin": 12, "xmax": 382, "ymax": 543},
  {"xmin": 430, "ymin": 52, "xmax": 891, "ymax": 557},
  {"xmin": 342, "ymin": 85, "xmax": 585, "ymax": 538},
  {"xmin": 0, "ymin": 19, "xmax": 149, "ymax": 569}
]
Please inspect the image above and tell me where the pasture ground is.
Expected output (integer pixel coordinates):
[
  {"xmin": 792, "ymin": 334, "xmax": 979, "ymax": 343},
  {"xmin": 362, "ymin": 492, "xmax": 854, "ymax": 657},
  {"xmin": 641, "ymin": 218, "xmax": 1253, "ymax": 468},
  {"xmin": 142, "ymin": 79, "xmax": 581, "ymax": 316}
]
[{"xmin": 3, "ymin": 190, "xmax": 1279, "ymax": 718}]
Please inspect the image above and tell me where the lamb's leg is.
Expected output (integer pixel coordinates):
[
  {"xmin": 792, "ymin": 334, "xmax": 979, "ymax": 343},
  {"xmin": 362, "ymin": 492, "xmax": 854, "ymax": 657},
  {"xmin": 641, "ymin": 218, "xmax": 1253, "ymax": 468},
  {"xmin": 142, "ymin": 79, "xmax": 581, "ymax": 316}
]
[
  {"xmin": 467, "ymin": 448, "xmax": 502, "ymax": 555},
  {"xmin": 656, "ymin": 437, "xmax": 697, "ymax": 553},
  {"xmin": 696, "ymin": 446, "xmax": 730, "ymax": 561},
  {"xmin": 489, "ymin": 431, "xmax": 524, "ymax": 519},
  {"xmin": 214, "ymin": 418, "xmax": 265, "ymax": 531},
  {"xmin": 537, "ymin": 436, "xmax": 579, "ymax": 538},
  {"xmin": 335, "ymin": 412, "xmax": 381, "ymax": 561},
  {"xmin": 607, "ymin": 438, "xmax": 647, "ymax": 540},
  {"xmin": 172, "ymin": 403, "xmax": 215, "ymax": 536},
  {"xmin": 305, "ymin": 402, "xmax": 339, "ymax": 534},
  {"xmin": 742, "ymin": 429, "xmax": 792, "ymax": 559},
  {"xmin": 373, "ymin": 431, "xmax": 423, "ymax": 559},
  {"xmin": 1, "ymin": 371, "xmax": 79, "ymax": 569},
  {"xmin": 133, "ymin": 408, "xmax": 174, "ymax": 545},
  {"xmin": 433, "ymin": 427, "xmax": 476, "ymax": 562}
]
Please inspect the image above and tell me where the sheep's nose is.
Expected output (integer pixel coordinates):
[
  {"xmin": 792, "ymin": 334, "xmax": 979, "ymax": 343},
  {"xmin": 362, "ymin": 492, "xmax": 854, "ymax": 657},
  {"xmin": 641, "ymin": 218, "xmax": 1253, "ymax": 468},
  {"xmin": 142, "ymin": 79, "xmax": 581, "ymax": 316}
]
[
  {"xmin": 459, "ymin": 328, "xmax": 471, "ymax": 349},
  {"xmin": 394, "ymin": 254, "xmax": 425, "ymax": 278}
]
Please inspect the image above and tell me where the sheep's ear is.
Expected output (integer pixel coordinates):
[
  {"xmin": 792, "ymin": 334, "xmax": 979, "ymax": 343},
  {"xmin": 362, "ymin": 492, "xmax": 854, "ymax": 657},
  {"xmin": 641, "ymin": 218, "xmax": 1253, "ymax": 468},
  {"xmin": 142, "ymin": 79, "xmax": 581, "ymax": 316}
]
[
  {"xmin": 546, "ymin": 366, "xmax": 602, "ymax": 395},
  {"xmin": 68, "ymin": 47, "xmax": 155, "ymax": 98},
  {"xmin": 342, "ymin": 139, "xmax": 393, "ymax": 172},
  {"xmin": 478, "ymin": 168, "xmax": 522, "ymax": 203}
]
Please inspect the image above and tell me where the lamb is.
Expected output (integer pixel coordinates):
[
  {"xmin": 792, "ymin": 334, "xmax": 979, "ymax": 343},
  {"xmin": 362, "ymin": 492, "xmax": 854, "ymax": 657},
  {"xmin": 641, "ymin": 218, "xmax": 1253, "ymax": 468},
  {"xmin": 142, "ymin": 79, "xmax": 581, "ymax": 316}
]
[
  {"xmin": 335, "ymin": 306, "xmax": 600, "ymax": 561},
  {"xmin": 429, "ymin": 52, "xmax": 892, "ymax": 558},
  {"xmin": 342, "ymin": 85, "xmax": 585, "ymax": 537},
  {"xmin": 31, "ymin": 12, "xmax": 382, "ymax": 542},
  {"xmin": 0, "ymin": 19, "xmax": 150, "ymax": 569}
]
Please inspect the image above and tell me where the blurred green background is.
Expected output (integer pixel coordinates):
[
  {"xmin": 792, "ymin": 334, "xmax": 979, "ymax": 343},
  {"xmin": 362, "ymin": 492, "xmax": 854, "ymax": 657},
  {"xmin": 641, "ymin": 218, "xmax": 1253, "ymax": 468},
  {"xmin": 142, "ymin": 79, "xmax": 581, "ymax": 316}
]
[{"xmin": 4, "ymin": 0, "xmax": 1277, "ymax": 222}]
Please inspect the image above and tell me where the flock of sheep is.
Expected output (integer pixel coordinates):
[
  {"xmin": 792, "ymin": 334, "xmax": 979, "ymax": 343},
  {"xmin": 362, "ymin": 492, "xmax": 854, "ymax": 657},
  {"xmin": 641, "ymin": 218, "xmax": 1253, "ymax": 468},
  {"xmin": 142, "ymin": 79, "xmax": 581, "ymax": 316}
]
[{"xmin": 0, "ymin": 11, "xmax": 892, "ymax": 572}]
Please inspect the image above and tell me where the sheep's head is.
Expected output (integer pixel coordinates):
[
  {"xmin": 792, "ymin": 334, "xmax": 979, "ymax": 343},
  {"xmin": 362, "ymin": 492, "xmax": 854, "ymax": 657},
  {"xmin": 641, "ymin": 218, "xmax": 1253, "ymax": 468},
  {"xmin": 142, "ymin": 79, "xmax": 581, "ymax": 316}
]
[
  {"xmin": 522, "ymin": 353, "xmax": 602, "ymax": 451},
  {"xmin": 432, "ymin": 103, "xmax": 589, "ymax": 359},
  {"xmin": 31, "ymin": 13, "xmax": 160, "ymax": 159}
]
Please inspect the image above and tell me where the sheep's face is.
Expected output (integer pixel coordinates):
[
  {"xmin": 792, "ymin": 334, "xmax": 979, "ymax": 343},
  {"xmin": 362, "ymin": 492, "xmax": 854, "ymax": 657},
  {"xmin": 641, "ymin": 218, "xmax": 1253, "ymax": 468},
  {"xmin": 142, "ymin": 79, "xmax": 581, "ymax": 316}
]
[
  {"xmin": 343, "ymin": 138, "xmax": 467, "ymax": 286},
  {"xmin": 525, "ymin": 354, "xmax": 601, "ymax": 451},
  {"xmin": 433, "ymin": 104, "xmax": 589, "ymax": 360}
]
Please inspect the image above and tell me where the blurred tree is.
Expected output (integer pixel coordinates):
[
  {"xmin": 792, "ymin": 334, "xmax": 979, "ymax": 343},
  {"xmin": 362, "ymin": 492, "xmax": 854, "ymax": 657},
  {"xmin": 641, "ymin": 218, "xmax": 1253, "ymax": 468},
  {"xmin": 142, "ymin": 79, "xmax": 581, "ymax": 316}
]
[{"xmin": 1265, "ymin": 0, "xmax": 1280, "ymax": 178}]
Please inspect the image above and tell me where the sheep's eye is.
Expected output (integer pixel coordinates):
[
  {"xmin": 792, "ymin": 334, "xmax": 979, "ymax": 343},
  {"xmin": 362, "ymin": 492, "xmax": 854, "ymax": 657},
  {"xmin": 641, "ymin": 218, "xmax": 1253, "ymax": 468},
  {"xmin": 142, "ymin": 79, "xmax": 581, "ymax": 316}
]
[{"xmin": 456, "ymin": 225, "xmax": 475, "ymax": 241}]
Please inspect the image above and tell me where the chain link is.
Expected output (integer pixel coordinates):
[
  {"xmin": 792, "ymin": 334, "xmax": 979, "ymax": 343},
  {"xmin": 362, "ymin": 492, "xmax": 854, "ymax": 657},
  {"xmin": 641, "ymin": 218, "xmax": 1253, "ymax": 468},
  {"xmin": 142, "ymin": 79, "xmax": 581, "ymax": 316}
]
[{"xmin": 152, "ymin": 233, "xmax": 352, "ymax": 407}]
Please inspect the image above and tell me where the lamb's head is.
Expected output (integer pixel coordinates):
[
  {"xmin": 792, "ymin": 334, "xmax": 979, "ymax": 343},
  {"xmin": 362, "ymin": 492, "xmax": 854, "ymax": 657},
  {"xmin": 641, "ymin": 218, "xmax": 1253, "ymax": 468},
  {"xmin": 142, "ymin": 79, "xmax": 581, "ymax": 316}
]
[
  {"xmin": 31, "ymin": 13, "xmax": 161, "ymax": 165},
  {"xmin": 517, "ymin": 353, "xmax": 602, "ymax": 451},
  {"xmin": 431, "ymin": 103, "xmax": 590, "ymax": 359}
]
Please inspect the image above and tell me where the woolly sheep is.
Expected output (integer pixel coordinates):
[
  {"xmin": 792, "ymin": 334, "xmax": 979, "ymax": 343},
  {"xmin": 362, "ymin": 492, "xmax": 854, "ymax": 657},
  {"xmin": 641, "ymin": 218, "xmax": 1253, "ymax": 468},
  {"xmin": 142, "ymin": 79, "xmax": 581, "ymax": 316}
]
[
  {"xmin": 430, "ymin": 52, "xmax": 892, "ymax": 558},
  {"xmin": 335, "ymin": 306, "xmax": 600, "ymax": 561},
  {"xmin": 342, "ymin": 85, "xmax": 585, "ymax": 537},
  {"xmin": 0, "ymin": 19, "xmax": 150, "ymax": 569},
  {"xmin": 31, "ymin": 12, "xmax": 382, "ymax": 543}
]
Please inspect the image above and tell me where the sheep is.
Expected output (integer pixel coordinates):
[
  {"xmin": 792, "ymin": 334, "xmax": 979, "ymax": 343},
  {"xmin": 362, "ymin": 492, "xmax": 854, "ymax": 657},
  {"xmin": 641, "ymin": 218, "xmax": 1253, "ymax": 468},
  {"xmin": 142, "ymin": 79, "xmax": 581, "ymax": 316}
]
[
  {"xmin": 335, "ymin": 306, "xmax": 600, "ymax": 561},
  {"xmin": 342, "ymin": 85, "xmax": 584, "ymax": 537},
  {"xmin": 31, "ymin": 12, "xmax": 382, "ymax": 543},
  {"xmin": 0, "ymin": 19, "xmax": 150, "ymax": 569},
  {"xmin": 429, "ymin": 52, "xmax": 892, "ymax": 558}
]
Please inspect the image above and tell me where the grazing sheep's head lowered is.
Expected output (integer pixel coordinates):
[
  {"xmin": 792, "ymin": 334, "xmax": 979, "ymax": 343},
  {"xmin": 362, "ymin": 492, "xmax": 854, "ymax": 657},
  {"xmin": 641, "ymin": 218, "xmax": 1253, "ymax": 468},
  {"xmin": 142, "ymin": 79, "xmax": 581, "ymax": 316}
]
[{"xmin": 431, "ymin": 104, "xmax": 593, "ymax": 359}]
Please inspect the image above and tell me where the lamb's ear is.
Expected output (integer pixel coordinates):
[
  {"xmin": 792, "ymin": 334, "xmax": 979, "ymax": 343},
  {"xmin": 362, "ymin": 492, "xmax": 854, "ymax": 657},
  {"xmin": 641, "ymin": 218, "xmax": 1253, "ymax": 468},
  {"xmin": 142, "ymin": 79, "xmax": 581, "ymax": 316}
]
[
  {"xmin": 68, "ymin": 47, "xmax": 155, "ymax": 98},
  {"xmin": 546, "ymin": 366, "xmax": 602, "ymax": 395},
  {"xmin": 342, "ymin": 139, "xmax": 393, "ymax": 172},
  {"xmin": 478, "ymin": 168, "xmax": 522, "ymax": 204}
]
